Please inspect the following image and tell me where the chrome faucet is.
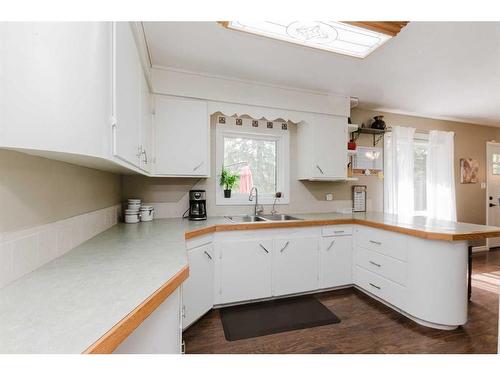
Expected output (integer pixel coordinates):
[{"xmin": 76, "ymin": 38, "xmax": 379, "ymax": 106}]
[{"xmin": 249, "ymin": 187, "xmax": 263, "ymax": 216}]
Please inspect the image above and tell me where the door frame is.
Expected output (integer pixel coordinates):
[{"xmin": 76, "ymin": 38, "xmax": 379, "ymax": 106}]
[{"xmin": 485, "ymin": 141, "xmax": 500, "ymax": 250}]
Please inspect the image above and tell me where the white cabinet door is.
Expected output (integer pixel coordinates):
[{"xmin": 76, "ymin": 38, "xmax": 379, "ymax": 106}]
[
  {"xmin": 139, "ymin": 72, "xmax": 153, "ymax": 173},
  {"xmin": 113, "ymin": 22, "xmax": 142, "ymax": 168},
  {"xmin": 154, "ymin": 95, "xmax": 209, "ymax": 176},
  {"xmin": 273, "ymin": 237, "xmax": 319, "ymax": 296},
  {"xmin": 114, "ymin": 287, "xmax": 182, "ymax": 354},
  {"xmin": 0, "ymin": 22, "xmax": 111, "ymax": 157},
  {"xmin": 182, "ymin": 244, "xmax": 214, "ymax": 329},
  {"xmin": 312, "ymin": 115, "xmax": 348, "ymax": 179},
  {"xmin": 217, "ymin": 239, "xmax": 272, "ymax": 304},
  {"xmin": 319, "ymin": 236, "xmax": 353, "ymax": 289}
]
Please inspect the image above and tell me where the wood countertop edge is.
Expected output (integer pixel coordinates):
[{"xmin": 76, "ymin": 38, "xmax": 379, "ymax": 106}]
[
  {"xmin": 83, "ymin": 265, "xmax": 189, "ymax": 354},
  {"xmin": 184, "ymin": 219, "xmax": 500, "ymax": 241}
]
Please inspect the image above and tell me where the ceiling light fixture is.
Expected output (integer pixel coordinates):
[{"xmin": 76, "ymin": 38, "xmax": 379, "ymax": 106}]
[{"xmin": 218, "ymin": 21, "xmax": 408, "ymax": 59}]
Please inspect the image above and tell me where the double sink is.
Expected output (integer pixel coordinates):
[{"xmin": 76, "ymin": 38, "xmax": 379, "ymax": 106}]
[{"xmin": 225, "ymin": 214, "xmax": 302, "ymax": 223}]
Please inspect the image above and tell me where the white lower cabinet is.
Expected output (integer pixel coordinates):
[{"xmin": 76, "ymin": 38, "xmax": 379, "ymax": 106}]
[
  {"xmin": 182, "ymin": 243, "xmax": 214, "ymax": 329},
  {"xmin": 319, "ymin": 235, "xmax": 352, "ymax": 289},
  {"xmin": 273, "ymin": 237, "xmax": 319, "ymax": 296},
  {"xmin": 217, "ymin": 239, "xmax": 272, "ymax": 304},
  {"xmin": 114, "ymin": 287, "xmax": 182, "ymax": 354}
]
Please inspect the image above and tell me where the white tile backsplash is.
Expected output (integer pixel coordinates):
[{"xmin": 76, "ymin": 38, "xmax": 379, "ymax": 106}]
[{"xmin": 0, "ymin": 204, "xmax": 121, "ymax": 289}]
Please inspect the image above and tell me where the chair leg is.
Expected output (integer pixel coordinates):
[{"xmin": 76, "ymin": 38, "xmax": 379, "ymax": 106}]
[{"xmin": 468, "ymin": 245, "xmax": 472, "ymax": 301}]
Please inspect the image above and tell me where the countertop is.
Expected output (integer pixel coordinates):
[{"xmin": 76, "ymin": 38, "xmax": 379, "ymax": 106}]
[{"xmin": 2, "ymin": 212, "xmax": 500, "ymax": 353}]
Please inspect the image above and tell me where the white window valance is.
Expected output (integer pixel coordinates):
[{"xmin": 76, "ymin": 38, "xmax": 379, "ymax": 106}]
[{"xmin": 207, "ymin": 101, "xmax": 312, "ymax": 124}]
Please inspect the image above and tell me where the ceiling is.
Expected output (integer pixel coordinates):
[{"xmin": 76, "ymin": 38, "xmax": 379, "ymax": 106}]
[{"xmin": 143, "ymin": 22, "xmax": 500, "ymax": 127}]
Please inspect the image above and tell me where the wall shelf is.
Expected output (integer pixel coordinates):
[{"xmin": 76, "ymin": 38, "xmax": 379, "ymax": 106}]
[{"xmin": 351, "ymin": 127, "xmax": 386, "ymax": 146}]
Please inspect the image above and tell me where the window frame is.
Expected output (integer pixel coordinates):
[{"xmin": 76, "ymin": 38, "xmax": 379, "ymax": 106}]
[
  {"xmin": 215, "ymin": 125, "xmax": 290, "ymax": 206},
  {"xmin": 413, "ymin": 132, "xmax": 429, "ymax": 216}
]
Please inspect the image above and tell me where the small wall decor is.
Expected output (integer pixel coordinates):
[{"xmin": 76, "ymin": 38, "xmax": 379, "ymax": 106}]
[
  {"xmin": 266, "ymin": 121, "xmax": 273, "ymax": 129},
  {"xmin": 236, "ymin": 118, "xmax": 243, "ymax": 126},
  {"xmin": 252, "ymin": 120, "xmax": 259, "ymax": 127},
  {"xmin": 460, "ymin": 158, "xmax": 479, "ymax": 183},
  {"xmin": 281, "ymin": 123, "xmax": 288, "ymax": 130},
  {"xmin": 218, "ymin": 116, "xmax": 226, "ymax": 124}
]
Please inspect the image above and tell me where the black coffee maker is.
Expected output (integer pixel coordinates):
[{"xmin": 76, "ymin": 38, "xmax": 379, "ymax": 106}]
[{"xmin": 188, "ymin": 190, "xmax": 207, "ymax": 221}]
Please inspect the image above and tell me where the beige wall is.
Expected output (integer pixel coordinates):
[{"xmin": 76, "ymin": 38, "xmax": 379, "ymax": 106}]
[
  {"xmin": 351, "ymin": 108, "xmax": 500, "ymax": 225},
  {"xmin": 0, "ymin": 150, "xmax": 121, "ymax": 233},
  {"xmin": 122, "ymin": 115, "xmax": 380, "ymax": 217},
  {"xmin": 123, "ymin": 110, "xmax": 500, "ymax": 225}
]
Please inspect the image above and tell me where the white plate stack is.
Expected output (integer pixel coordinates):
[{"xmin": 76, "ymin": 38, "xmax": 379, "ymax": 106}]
[
  {"xmin": 125, "ymin": 199, "xmax": 155, "ymax": 223},
  {"xmin": 125, "ymin": 199, "xmax": 141, "ymax": 224}
]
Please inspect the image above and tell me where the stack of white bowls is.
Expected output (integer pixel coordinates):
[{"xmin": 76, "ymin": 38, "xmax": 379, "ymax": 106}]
[{"xmin": 125, "ymin": 199, "xmax": 155, "ymax": 224}]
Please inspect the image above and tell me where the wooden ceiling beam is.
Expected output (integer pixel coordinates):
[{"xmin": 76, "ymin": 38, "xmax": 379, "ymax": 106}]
[{"xmin": 343, "ymin": 21, "xmax": 409, "ymax": 36}]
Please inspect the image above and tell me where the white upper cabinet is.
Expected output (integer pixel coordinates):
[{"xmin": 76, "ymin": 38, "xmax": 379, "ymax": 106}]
[
  {"xmin": 0, "ymin": 22, "xmax": 112, "ymax": 158},
  {"xmin": 112, "ymin": 22, "xmax": 143, "ymax": 168},
  {"xmin": 139, "ymin": 72, "xmax": 153, "ymax": 173},
  {"xmin": 153, "ymin": 95, "xmax": 210, "ymax": 177},
  {"xmin": 297, "ymin": 114, "xmax": 348, "ymax": 180}
]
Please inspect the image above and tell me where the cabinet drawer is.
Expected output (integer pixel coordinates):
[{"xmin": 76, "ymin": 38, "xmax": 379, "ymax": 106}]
[
  {"xmin": 355, "ymin": 226, "xmax": 407, "ymax": 261},
  {"xmin": 354, "ymin": 247, "xmax": 407, "ymax": 286},
  {"xmin": 322, "ymin": 226, "xmax": 353, "ymax": 237},
  {"xmin": 354, "ymin": 265, "xmax": 406, "ymax": 310}
]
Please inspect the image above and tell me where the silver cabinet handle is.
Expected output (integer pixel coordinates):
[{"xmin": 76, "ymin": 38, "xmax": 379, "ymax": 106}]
[
  {"xmin": 142, "ymin": 149, "xmax": 148, "ymax": 164},
  {"xmin": 369, "ymin": 240, "xmax": 382, "ymax": 245},
  {"xmin": 259, "ymin": 244, "xmax": 269, "ymax": 253},
  {"xmin": 316, "ymin": 165, "xmax": 324, "ymax": 174},
  {"xmin": 369, "ymin": 283, "xmax": 381, "ymax": 290},
  {"xmin": 193, "ymin": 162, "xmax": 203, "ymax": 171},
  {"xmin": 326, "ymin": 240, "xmax": 335, "ymax": 251},
  {"xmin": 280, "ymin": 241, "xmax": 290, "ymax": 253},
  {"xmin": 334, "ymin": 230, "xmax": 345, "ymax": 234},
  {"xmin": 369, "ymin": 260, "xmax": 381, "ymax": 267},
  {"xmin": 204, "ymin": 251, "xmax": 212, "ymax": 260}
]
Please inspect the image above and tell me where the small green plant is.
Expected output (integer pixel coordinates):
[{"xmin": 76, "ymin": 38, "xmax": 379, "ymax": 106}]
[{"xmin": 220, "ymin": 167, "xmax": 240, "ymax": 191}]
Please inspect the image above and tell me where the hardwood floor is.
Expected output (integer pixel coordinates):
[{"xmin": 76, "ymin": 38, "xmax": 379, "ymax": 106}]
[{"xmin": 183, "ymin": 250, "xmax": 500, "ymax": 354}]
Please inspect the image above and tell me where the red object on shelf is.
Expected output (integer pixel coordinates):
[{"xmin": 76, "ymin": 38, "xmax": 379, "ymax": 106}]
[{"xmin": 348, "ymin": 140, "xmax": 357, "ymax": 150}]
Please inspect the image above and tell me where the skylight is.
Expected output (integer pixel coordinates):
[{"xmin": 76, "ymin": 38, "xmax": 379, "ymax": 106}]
[{"xmin": 221, "ymin": 21, "xmax": 393, "ymax": 58}]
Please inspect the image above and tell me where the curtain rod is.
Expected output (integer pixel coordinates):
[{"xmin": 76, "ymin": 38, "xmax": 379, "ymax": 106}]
[{"xmin": 385, "ymin": 126, "xmax": 429, "ymax": 134}]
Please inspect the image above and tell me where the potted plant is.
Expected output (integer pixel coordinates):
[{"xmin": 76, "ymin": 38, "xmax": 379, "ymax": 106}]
[{"xmin": 220, "ymin": 167, "xmax": 240, "ymax": 198}]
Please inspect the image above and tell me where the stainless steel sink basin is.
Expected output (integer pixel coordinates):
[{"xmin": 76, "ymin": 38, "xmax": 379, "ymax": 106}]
[
  {"xmin": 225, "ymin": 215, "xmax": 267, "ymax": 223},
  {"xmin": 225, "ymin": 214, "xmax": 302, "ymax": 223},
  {"xmin": 258, "ymin": 214, "xmax": 302, "ymax": 221}
]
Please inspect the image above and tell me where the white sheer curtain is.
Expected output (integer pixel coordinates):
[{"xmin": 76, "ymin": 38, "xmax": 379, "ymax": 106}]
[
  {"xmin": 384, "ymin": 126, "xmax": 416, "ymax": 216},
  {"xmin": 426, "ymin": 130, "xmax": 457, "ymax": 221}
]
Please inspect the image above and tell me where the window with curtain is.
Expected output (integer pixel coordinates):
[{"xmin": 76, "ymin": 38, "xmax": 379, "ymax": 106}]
[{"xmin": 384, "ymin": 126, "xmax": 456, "ymax": 221}]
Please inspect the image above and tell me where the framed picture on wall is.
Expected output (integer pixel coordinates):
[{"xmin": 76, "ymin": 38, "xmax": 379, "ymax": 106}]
[{"xmin": 460, "ymin": 158, "xmax": 479, "ymax": 183}]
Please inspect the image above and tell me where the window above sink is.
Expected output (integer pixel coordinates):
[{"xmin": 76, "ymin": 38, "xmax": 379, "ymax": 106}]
[{"xmin": 215, "ymin": 115, "xmax": 290, "ymax": 206}]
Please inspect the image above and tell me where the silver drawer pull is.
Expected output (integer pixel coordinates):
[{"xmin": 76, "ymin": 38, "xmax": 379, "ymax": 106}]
[
  {"xmin": 369, "ymin": 240, "xmax": 382, "ymax": 245},
  {"xmin": 259, "ymin": 244, "xmax": 269, "ymax": 253},
  {"xmin": 280, "ymin": 241, "xmax": 290, "ymax": 253},
  {"xmin": 326, "ymin": 240, "xmax": 335, "ymax": 251},
  {"xmin": 369, "ymin": 260, "xmax": 381, "ymax": 267},
  {"xmin": 316, "ymin": 165, "xmax": 324, "ymax": 174},
  {"xmin": 204, "ymin": 251, "xmax": 212, "ymax": 260},
  {"xmin": 193, "ymin": 162, "xmax": 203, "ymax": 171},
  {"xmin": 334, "ymin": 230, "xmax": 345, "ymax": 234},
  {"xmin": 369, "ymin": 282, "xmax": 381, "ymax": 290}
]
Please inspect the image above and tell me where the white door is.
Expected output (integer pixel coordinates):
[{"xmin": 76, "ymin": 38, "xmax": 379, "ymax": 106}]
[
  {"xmin": 486, "ymin": 142, "xmax": 500, "ymax": 248},
  {"xmin": 154, "ymin": 95, "xmax": 209, "ymax": 176},
  {"xmin": 218, "ymin": 239, "xmax": 272, "ymax": 304},
  {"xmin": 273, "ymin": 237, "xmax": 319, "ymax": 296},
  {"xmin": 182, "ymin": 244, "xmax": 214, "ymax": 329},
  {"xmin": 319, "ymin": 236, "xmax": 353, "ymax": 288},
  {"xmin": 113, "ymin": 22, "xmax": 142, "ymax": 167},
  {"xmin": 312, "ymin": 115, "xmax": 348, "ymax": 179}
]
